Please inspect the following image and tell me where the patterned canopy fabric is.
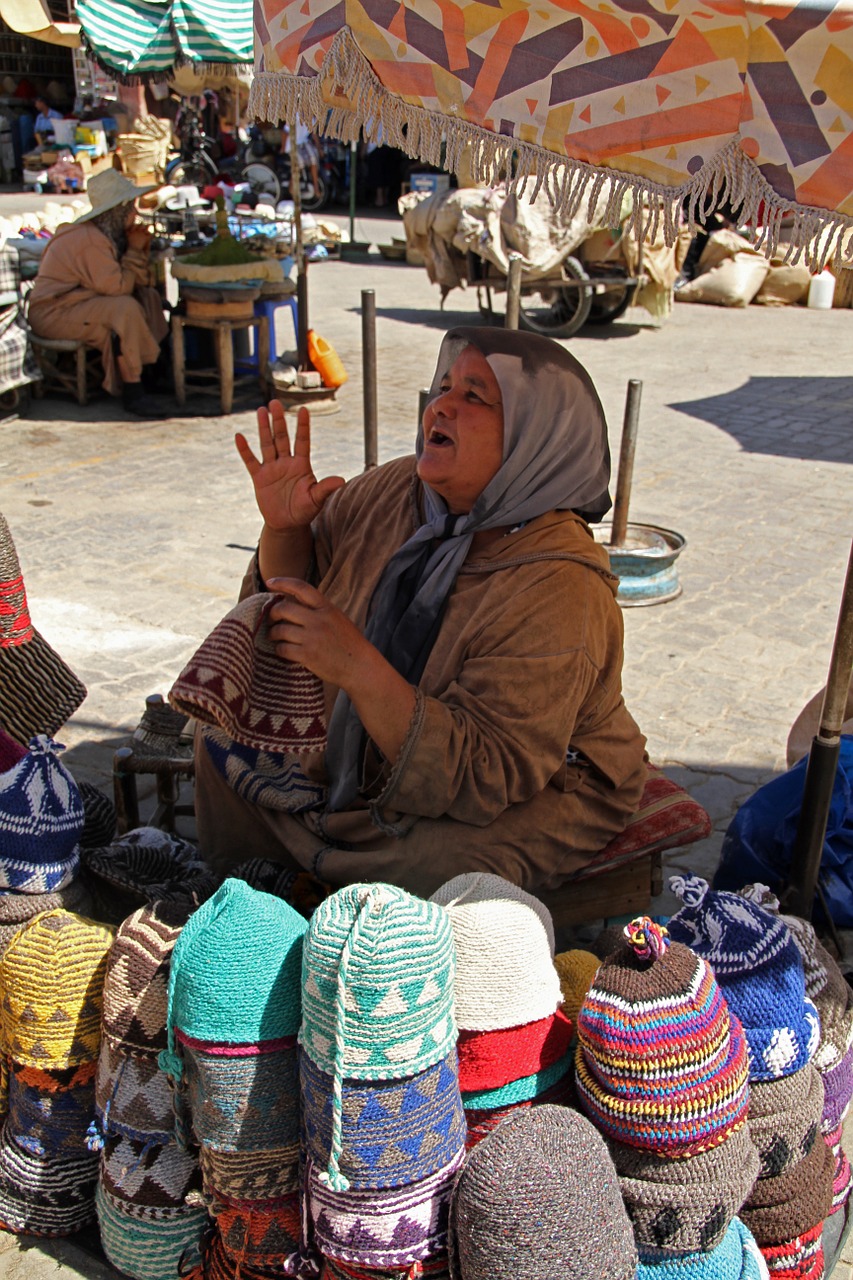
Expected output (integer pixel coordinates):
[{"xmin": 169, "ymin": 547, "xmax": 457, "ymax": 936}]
[
  {"xmin": 76, "ymin": 0, "xmax": 252, "ymax": 78},
  {"xmin": 250, "ymin": 0, "xmax": 853, "ymax": 265}
]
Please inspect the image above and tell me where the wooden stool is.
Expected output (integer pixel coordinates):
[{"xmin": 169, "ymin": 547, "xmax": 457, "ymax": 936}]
[
  {"xmin": 113, "ymin": 694, "xmax": 195, "ymax": 835},
  {"xmin": 172, "ymin": 312, "xmax": 270, "ymax": 415},
  {"xmin": 30, "ymin": 335, "xmax": 103, "ymax": 406}
]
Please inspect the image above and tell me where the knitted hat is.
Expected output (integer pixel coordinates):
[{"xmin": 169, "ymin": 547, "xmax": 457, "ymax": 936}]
[
  {"xmin": 7, "ymin": 1060, "xmax": 96, "ymax": 1159},
  {"xmin": 94, "ymin": 1042, "xmax": 175, "ymax": 1146},
  {"xmin": 430, "ymin": 873, "xmax": 560, "ymax": 1031},
  {"xmin": 554, "ymin": 950, "xmax": 600, "ymax": 1025},
  {"xmin": 179, "ymin": 1040, "xmax": 300, "ymax": 1152},
  {"xmin": 448, "ymin": 1104, "xmax": 637, "ymax": 1280},
  {"xmin": 820, "ymin": 1043, "xmax": 853, "ymax": 1132},
  {"xmin": 215, "ymin": 1197, "xmax": 301, "ymax": 1267},
  {"xmin": 739, "ymin": 884, "xmax": 853, "ymax": 1071},
  {"xmin": 200, "ymin": 1225, "xmax": 300, "ymax": 1280},
  {"xmin": 461, "ymin": 1047, "xmax": 574, "ymax": 1110},
  {"xmin": 322, "ymin": 1258, "xmax": 451, "ymax": 1280},
  {"xmin": 309, "ymin": 1149, "xmax": 464, "ymax": 1270},
  {"xmin": 199, "ymin": 1142, "xmax": 301, "ymax": 1204},
  {"xmin": 160, "ymin": 879, "xmax": 307, "ymax": 1080},
  {"xmin": 635, "ymin": 1217, "xmax": 767, "ymax": 1280},
  {"xmin": 667, "ymin": 877, "xmax": 820, "ymax": 1081},
  {"xmin": 0, "ymin": 875, "xmax": 92, "ymax": 956},
  {"xmin": 0, "ymin": 725, "xmax": 26, "ymax": 773},
  {"xmin": 168, "ymin": 592, "xmax": 327, "ymax": 754},
  {"xmin": 77, "ymin": 781, "xmax": 118, "ymax": 851},
  {"xmin": 0, "ymin": 909, "xmax": 115, "ymax": 1067},
  {"xmin": 463, "ymin": 1067, "xmax": 577, "ymax": 1150},
  {"xmin": 575, "ymin": 917, "xmax": 750, "ymax": 1155},
  {"xmin": 200, "ymin": 724, "xmax": 327, "ymax": 815},
  {"xmin": 740, "ymin": 1132, "xmax": 835, "ymax": 1245},
  {"xmin": 100, "ymin": 1132, "xmax": 202, "ymax": 1210},
  {"xmin": 824, "ymin": 1125, "xmax": 853, "ymax": 1215},
  {"xmin": 102, "ymin": 900, "xmax": 191, "ymax": 1056},
  {"xmin": 301, "ymin": 883, "xmax": 457, "ymax": 1191},
  {"xmin": 456, "ymin": 1007, "xmax": 573, "ymax": 1093},
  {"xmin": 748, "ymin": 1065, "xmax": 823, "ymax": 1179},
  {"xmin": 759, "ymin": 1222, "xmax": 822, "ymax": 1280},
  {"xmin": 231, "ymin": 856, "xmax": 330, "ymax": 917},
  {"xmin": 0, "ymin": 515, "xmax": 87, "ymax": 746},
  {"xmin": 82, "ymin": 827, "xmax": 218, "ymax": 924},
  {"xmin": 301, "ymin": 1048, "xmax": 466, "ymax": 1190},
  {"xmin": 0, "ymin": 736, "xmax": 83, "ymax": 892},
  {"xmin": 0, "ymin": 1123, "xmax": 98, "ymax": 1236},
  {"xmin": 95, "ymin": 1181, "xmax": 207, "ymax": 1280}
]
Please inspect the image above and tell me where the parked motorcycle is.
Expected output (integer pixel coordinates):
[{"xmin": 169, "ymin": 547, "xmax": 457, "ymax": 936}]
[{"xmin": 239, "ymin": 134, "xmax": 341, "ymax": 212}]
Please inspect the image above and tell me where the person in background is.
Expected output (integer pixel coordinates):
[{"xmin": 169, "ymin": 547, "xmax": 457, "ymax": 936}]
[
  {"xmin": 33, "ymin": 96, "xmax": 62, "ymax": 146},
  {"xmin": 281, "ymin": 115, "xmax": 320, "ymax": 200}
]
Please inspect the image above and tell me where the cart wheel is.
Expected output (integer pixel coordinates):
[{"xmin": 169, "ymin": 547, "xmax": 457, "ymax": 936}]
[
  {"xmin": 587, "ymin": 266, "xmax": 639, "ymax": 324},
  {"xmin": 518, "ymin": 256, "xmax": 592, "ymax": 339},
  {"xmin": 241, "ymin": 162, "xmax": 281, "ymax": 204},
  {"xmin": 165, "ymin": 155, "xmax": 218, "ymax": 190},
  {"xmin": 300, "ymin": 172, "xmax": 327, "ymax": 213}
]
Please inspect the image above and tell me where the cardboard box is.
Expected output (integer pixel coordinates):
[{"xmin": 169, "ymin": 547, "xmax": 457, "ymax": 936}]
[{"xmin": 409, "ymin": 172, "xmax": 451, "ymax": 196}]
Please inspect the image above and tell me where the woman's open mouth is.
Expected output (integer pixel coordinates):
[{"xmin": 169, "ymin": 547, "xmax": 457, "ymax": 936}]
[{"xmin": 427, "ymin": 428, "xmax": 454, "ymax": 447}]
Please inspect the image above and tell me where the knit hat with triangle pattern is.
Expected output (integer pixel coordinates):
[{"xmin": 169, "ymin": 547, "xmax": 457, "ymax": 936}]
[{"xmin": 0, "ymin": 736, "xmax": 84, "ymax": 893}]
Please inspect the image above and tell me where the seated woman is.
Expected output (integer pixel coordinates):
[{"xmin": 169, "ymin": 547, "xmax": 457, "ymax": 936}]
[
  {"xmin": 27, "ymin": 170, "xmax": 169, "ymax": 419},
  {"xmin": 194, "ymin": 327, "xmax": 647, "ymax": 896}
]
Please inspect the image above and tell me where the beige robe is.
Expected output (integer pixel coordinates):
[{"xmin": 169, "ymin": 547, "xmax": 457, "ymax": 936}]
[
  {"xmin": 28, "ymin": 221, "xmax": 168, "ymax": 396},
  {"xmin": 195, "ymin": 457, "xmax": 648, "ymax": 896}
]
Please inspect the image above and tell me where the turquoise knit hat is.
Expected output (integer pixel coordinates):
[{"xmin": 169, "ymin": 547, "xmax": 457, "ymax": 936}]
[
  {"xmin": 300, "ymin": 882, "xmax": 457, "ymax": 1191},
  {"xmin": 636, "ymin": 1217, "xmax": 766, "ymax": 1280},
  {"xmin": 159, "ymin": 878, "xmax": 307, "ymax": 1080}
]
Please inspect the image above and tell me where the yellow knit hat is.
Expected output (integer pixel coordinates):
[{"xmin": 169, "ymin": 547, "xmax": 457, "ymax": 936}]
[
  {"xmin": 0, "ymin": 910, "xmax": 115, "ymax": 1067},
  {"xmin": 553, "ymin": 949, "xmax": 600, "ymax": 1026}
]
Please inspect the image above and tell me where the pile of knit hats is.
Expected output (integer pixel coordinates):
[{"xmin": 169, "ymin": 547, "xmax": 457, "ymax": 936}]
[
  {"xmin": 92, "ymin": 899, "xmax": 208, "ymax": 1280},
  {"xmin": 430, "ymin": 874, "xmax": 573, "ymax": 1148},
  {"xmin": 668, "ymin": 876, "xmax": 834, "ymax": 1280},
  {"xmin": 81, "ymin": 825, "xmax": 219, "ymax": 926},
  {"xmin": 160, "ymin": 877, "xmax": 308, "ymax": 1277},
  {"xmin": 0, "ymin": 906, "xmax": 114, "ymax": 1235},
  {"xmin": 575, "ymin": 915, "xmax": 763, "ymax": 1272},
  {"xmin": 301, "ymin": 882, "xmax": 464, "ymax": 1276}
]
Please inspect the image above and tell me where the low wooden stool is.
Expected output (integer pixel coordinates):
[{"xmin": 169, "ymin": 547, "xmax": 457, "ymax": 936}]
[
  {"xmin": 113, "ymin": 694, "xmax": 195, "ymax": 835},
  {"xmin": 172, "ymin": 312, "xmax": 270, "ymax": 415},
  {"xmin": 30, "ymin": 335, "xmax": 103, "ymax": 406},
  {"xmin": 540, "ymin": 765, "xmax": 712, "ymax": 931}
]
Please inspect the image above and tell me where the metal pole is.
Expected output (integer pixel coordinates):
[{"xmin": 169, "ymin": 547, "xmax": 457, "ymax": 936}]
[
  {"xmin": 362, "ymin": 289, "xmax": 378, "ymax": 469},
  {"xmin": 610, "ymin": 379, "xmax": 643, "ymax": 547},
  {"xmin": 785, "ymin": 540, "xmax": 853, "ymax": 919},
  {"xmin": 291, "ymin": 123, "xmax": 309, "ymax": 371},
  {"xmin": 349, "ymin": 139, "xmax": 357, "ymax": 247},
  {"xmin": 505, "ymin": 253, "xmax": 523, "ymax": 329}
]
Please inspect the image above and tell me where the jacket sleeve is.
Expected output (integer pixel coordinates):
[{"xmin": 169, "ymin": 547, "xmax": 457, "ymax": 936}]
[{"xmin": 364, "ymin": 566, "xmax": 613, "ymax": 829}]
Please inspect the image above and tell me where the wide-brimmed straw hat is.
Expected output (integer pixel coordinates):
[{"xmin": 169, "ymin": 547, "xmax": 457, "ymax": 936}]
[
  {"xmin": 74, "ymin": 169, "xmax": 159, "ymax": 224},
  {"xmin": 0, "ymin": 515, "xmax": 87, "ymax": 745}
]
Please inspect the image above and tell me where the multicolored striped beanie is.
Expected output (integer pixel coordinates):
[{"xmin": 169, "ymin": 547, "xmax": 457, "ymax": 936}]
[
  {"xmin": 740, "ymin": 1132, "xmax": 835, "ymax": 1246},
  {"xmin": 82, "ymin": 826, "xmax": 219, "ymax": 925},
  {"xmin": 300, "ymin": 883, "xmax": 457, "ymax": 1191},
  {"xmin": 160, "ymin": 878, "xmax": 307, "ymax": 1081},
  {"xmin": 747, "ymin": 1065, "xmax": 823, "ymax": 1179},
  {"xmin": 447, "ymin": 1104, "xmax": 637, "ymax": 1280},
  {"xmin": 575, "ymin": 917, "xmax": 750, "ymax": 1156},
  {"xmin": 636, "ymin": 1217, "xmax": 768, "ymax": 1280},
  {"xmin": 0, "ymin": 876, "xmax": 93, "ymax": 956},
  {"xmin": 610, "ymin": 1121, "xmax": 760, "ymax": 1255},
  {"xmin": 759, "ymin": 1222, "xmax": 823, "ymax": 1280},
  {"xmin": 667, "ymin": 876, "xmax": 820, "ymax": 1081},
  {"xmin": 0, "ymin": 909, "xmax": 115, "ymax": 1067},
  {"xmin": 554, "ymin": 949, "xmax": 600, "ymax": 1025},
  {"xmin": 0, "ymin": 736, "xmax": 83, "ymax": 893},
  {"xmin": 0, "ymin": 1123, "xmax": 99, "ymax": 1236},
  {"xmin": 430, "ymin": 873, "xmax": 560, "ymax": 1031}
]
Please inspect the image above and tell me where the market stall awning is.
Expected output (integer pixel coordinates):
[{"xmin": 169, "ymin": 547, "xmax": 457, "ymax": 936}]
[
  {"xmin": 249, "ymin": 0, "xmax": 853, "ymax": 265},
  {"xmin": 76, "ymin": 0, "xmax": 252, "ymax": 78},
  {"xmin": 0, "ymin": 0, "xmax": 80, "ymax": 45}
]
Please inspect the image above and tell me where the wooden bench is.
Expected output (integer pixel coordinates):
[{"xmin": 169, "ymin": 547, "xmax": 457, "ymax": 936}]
[{"xmin": 30, "ymin": 334, "xmax": 103, "ymax": 406}]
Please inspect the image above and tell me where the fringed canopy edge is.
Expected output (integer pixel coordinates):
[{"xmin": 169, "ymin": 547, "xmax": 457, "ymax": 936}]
[{"xmin": 250, "ymin": 26, "xmax": 853, "ymax": 272}]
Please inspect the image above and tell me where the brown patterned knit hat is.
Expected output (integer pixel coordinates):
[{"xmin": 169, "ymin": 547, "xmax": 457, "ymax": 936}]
[
  {"xmin": 747, "ymin": 1064, "xmax": 823, "ymax": 1178},
  {"xmin": 448, "ymin": 1104, "xmax": 637, "ymax": 1280},
  {"xmin": 199, "ymin": 1143, "xmax": 301, "ymax": 1204},
  {"xmin": 608, "ymin": 1122, "xmax": 760, "ymax": 1254},
  {"xmin": 101, "ymin": 900, "xmax": 192, "ymax": 1055},
  {"xmin": 739, "ymin": 1127, "xmax": 835, "ymax": 1246},
  {"xmin": 169, "ymin": 592, "xmax": 327, "ymax": 754}
]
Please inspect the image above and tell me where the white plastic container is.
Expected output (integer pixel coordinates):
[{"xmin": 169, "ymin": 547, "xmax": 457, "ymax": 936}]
[{"xmin": 807, "ymin": 269, "xmax": 836, "ymax": 309}]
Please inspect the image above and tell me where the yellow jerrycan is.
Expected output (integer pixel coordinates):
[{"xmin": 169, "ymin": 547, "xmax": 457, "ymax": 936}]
[{"xmin": 307, "ymin": 329, "xmax": 348, "ymax": 389}]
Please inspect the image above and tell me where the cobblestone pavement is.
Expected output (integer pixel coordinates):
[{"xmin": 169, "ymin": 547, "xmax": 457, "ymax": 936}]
[{"xmin": 0, "ymin": 201, "xmax": 851, "ymax": 1277}]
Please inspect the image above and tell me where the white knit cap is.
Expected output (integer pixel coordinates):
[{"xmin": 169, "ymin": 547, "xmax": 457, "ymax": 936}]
[{"xmin": 430, "ymin": 873, "xmax": 561, "ymax": 1031}]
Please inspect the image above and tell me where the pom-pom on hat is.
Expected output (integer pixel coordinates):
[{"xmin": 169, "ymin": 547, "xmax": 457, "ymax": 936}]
[
  {"xmin": 0, "ymin": 736, "xmax": 84, "ymax": 892},
  {"xmin": 448, "ymin": 1104, "xmax": 637, "ymax": 1280},
  {"xmin": 575, "ymin": 916, "xmax": 750, "ymax": 1156},
  {"xmin": 429, "ymin": 872, "xmax": 560, "ymax": 1032},
  {"xmin": 160, "ymin": 878, "xmax": 307, "ymax": 1080},
  {"xmin": 635, "ymin": 1217, "xmax": 767, "ymax": 1280},
  {"xmin": 667, "ymin": 876, "xmax": 820, "ymax": 1081}
]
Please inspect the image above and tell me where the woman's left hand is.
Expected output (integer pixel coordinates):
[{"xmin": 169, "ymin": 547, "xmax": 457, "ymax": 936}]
[{"xmin": 266, "ymin": 578, "xmax": 370, "ymax": 691}]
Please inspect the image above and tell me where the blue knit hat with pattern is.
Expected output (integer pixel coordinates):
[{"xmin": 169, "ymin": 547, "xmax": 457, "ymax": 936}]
[
  {"xmin": 667, "ymin": 875, "xmax": 820, "ymax": 1081},
  {"xmin": 159, "ymin": 878, "xmax": 307, "ymax": 1080},
  {"xmin": 0, "ymin": 736, "xmax": 83, "ymax": 892}
]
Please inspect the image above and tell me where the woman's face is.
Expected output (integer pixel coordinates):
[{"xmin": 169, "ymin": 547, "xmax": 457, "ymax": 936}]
[{"xmin": 417, "ymin": 345, "xmax": 504, "ymax": 514}]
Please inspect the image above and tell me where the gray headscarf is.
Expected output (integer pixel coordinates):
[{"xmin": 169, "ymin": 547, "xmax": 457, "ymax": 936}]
[{"xmin": 325, "ymin": 326, "xmax": 611, "ymax": 811}]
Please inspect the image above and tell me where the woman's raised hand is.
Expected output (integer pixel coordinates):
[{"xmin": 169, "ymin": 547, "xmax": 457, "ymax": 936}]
[{"xmin": 235, "ymin": 402, "xmax": 345, "ymax": 533}]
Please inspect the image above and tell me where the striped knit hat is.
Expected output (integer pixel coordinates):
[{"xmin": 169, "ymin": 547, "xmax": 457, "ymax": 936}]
[
  {"xmin": 95, "ymin": 1182, "xmax": 208, "ymax": 1280},
  {"xmin": 199, "ymin": 1143, "xmax": 301, "ymax": 1204},
  {"xmin": 300, "ymin": 883, "xmax": 457, "ymax": 1191},
  {"xmin": 101, "ymin": 900, "xmax": 191, "ymax": 1056},
  {"xmin": 448, "ymin": 1104, "xmax": 637, "ymax": 1280},
  {"xmin": 668, "ymin": 877, "xmax": 821, "ymax": 1080},
  {"xmin": 0, "ymin": 876, "xmax": 93, "ymax": 957},
  {"xmin": 575, "ymin": 917, "xmax": 750, "ymax": 1155},
  {"xmin": 77, "ymin": 781, "xmax": 117, "ymax": 851},
  {"xmin": 759, "ymin": 1222, "xmax": 822, "ymax": 1280},
  {"xmin": 0, "ymin": 909, "xmax": 115, "ymax": 1068},
  {"xmin": 635, "ymin": 1217, "xmax": 767, "ymax": 1280},
  {"xmin": 82, "ymin": 826, "xmax": 219, "ymax": 924},
  {"xmin": 430, "ymin": 873, "xmax": 560, "ymax": 1031},
  {"xmin": 160, "ymin": 878, "xmax": 307, "ymax": 1081},
  {"xmin": 0, "ymin": 736, "xmax": 83, "ymax": 893},
  {"xmin": 0, "ymin": 1123, "xmax": 99, "ymax": 1236}
]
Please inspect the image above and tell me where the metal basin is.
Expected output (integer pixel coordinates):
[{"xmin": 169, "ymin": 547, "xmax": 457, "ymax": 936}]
[{"xmin": 594, "ymin": 523, "xmax": 686, "ymax": 606}]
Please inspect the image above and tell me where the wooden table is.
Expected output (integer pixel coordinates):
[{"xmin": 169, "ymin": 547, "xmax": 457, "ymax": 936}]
[{"xmin": 171, "ymin": 312, "xmax": 270, "ymax": 415}]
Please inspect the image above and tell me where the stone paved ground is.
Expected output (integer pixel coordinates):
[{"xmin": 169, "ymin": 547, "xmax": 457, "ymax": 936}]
[{"xmin": 0, "ymin": 201, "xmax": 852, "ymax": 1276}]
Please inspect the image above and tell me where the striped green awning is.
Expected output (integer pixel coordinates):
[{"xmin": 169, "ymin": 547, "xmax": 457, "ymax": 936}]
[{"xmin": 76, "ymin": 0, "xmax": 251, "ymax": 78}]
